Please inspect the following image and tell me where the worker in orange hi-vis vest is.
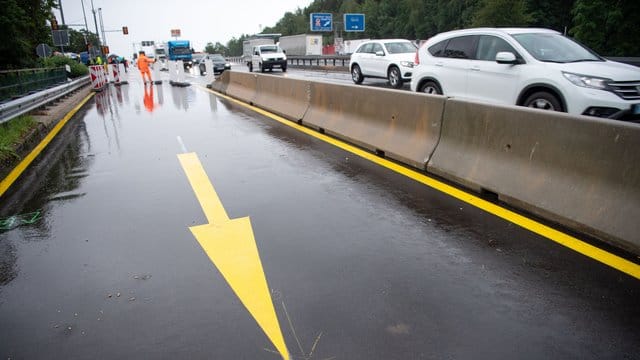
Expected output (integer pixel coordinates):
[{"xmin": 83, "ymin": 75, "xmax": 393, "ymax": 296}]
[{"xmin": 136, "ymin": 51, "xmax": 155, "ymax": 83}]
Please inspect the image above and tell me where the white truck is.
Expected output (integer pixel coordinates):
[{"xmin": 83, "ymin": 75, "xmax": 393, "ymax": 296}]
[
  {"xmin": 243, "ymin": 38, "xmax": 274, "ymax": 67},
  {"xmin": 249, "ymin": 44, "xmax": 287, "ymax": 73},
  {"xmin": 154, "ymin": 43, "xmax": 168, "ymax": 70},
  {"xmin": 278, "ymin": 34, "xmax": 323, "ymax": 56}
]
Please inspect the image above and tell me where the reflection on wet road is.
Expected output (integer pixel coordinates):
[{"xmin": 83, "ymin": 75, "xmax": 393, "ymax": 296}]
[{"xmin": 0, "ymin": 72, "xmax": 638, "ymax": 359}]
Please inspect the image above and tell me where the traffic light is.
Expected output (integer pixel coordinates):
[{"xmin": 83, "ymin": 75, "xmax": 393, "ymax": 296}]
[
  {"xmin": 51, "ymin": 17, "xmax": 58, "ymax": 30},
  {"xmin": 122, "ymin": 26, "xmax": 128, "ymax": 35}
]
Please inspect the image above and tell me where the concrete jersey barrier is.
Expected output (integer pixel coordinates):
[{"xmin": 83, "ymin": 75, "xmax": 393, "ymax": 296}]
[
  {"xmin": 225, "ymin": 71, "xmax": 258, "ymax": 104},
  {"xmin": 209, "ymin": 70, "xmax": 230, "ymax": 93},
  {"xmin": 428, "ymin": 98, "xmax": 640, "ymax": 250},
  {"xmin": 253, "ymin": 75, "xmax": 310, "ymax": 121},
  {"xmin": 303, "ymin": 82, "xmax": 445, "ymax": 169}
]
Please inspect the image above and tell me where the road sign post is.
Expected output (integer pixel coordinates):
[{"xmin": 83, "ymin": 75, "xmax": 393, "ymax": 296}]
[
  {"xmin": 344, "ymin": 13, "xmax": 365, "ymax": 32},
  {"xmin": 310, "ymin": 13, "xmax": 333, "ymax": 32}
]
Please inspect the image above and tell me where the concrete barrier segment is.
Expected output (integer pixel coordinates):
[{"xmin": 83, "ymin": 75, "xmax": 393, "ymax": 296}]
[
  {"xmin": 225, "ymin": 71, "xmax": 258, "ymax": 104},
  {"xmin": 253, "ymin": 75, "xmax": 310, "ymax": 121},
  {"xmin": 208, "ymin": 70, "xmax": 230, "ymax": 93},
  {"xmin": 303, "ymin": 82, "xmax": 445, "ymax": 169},
  {"xmin": 428, "ymin": 98, "xmax": 640, "ymax": 251}
]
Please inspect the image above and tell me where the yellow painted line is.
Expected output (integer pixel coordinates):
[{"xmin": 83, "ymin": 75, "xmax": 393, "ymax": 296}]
[
  {"xmin": 199, "ymin": 85, "xmax": 640, "ymax": 280},
  {"xmin": 0, "ymin": 92, "xmax": 95, "ymax": 199},
  {"xmin": 178, "ymin": 152, "xmax": 290, "ymax": 360}
]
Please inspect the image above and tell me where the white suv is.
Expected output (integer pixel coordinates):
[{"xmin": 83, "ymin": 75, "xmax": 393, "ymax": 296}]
[
  {"xmin": 350, "ymin": 39, "xmax": 418, "ymax": 88},
  {"xmin": 410, "ymin": 28, "xmax": 640, "ymax": 120}
]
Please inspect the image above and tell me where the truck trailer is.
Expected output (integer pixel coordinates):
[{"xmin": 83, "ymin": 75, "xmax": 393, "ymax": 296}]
[{"xmin": 278, "ymin": 34, "xmax": 323, "ymax": 56}]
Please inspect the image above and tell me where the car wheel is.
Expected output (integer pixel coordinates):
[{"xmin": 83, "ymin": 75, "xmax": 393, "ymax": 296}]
[
  {"xmin": 523, "ymin": 91, "xmax": 562, "ymax": 111},
  {"xmin": 351, "ymin": 64, "xmax": 364, "ymax": 84},
  {"xmin": 388, "ymin": 66, "xmax": 402, "ymax": 88},
  {"xmin": 199, "ymin": 65, "xmax": 205, "ymax": 76},
  {"xmin": 282, "ymin": 66, "xmax": 287, "ymax": 72},
  {"xmin": 248, "ymin": 63, "xmax": 253, "ymax": 72},
  {"xmin": 260, "ymin": 63, "xmax": 265, "ymax": 73},
  {"xmin": 420, "ymin": 81, "xmax": 442, "ymax": 95}
]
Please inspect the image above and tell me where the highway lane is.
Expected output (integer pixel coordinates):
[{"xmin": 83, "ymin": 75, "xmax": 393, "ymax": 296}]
[{"xmin": 0, "ymin": 72, "xmax": 638, "ymax": 359}]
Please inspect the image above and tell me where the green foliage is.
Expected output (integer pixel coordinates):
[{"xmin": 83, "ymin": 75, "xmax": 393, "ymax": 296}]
[
  {"xmin": 0, "ymin": 0, "xmax": 58, "ymax": 69},
  {"xmin": 0, "ymin": 115, "xmax": 37, "ymax": 162},
  {"xmin": 205, "ymin": 42, "xmax": 229, "ymax": 55},
  {"xmin": 38, "ymin": 56, "xmax": 88, "ymax": 78},
  {"xmin": 214, "ymin": 0, "xmax": 638, "ymax": 57},
  {"xmin": 472, "ymin": 0, "xmax": 533, "ymax": 27},
  {"xmin": 570, "ymin": 0, "xmax": 640, "ymax": 56}
]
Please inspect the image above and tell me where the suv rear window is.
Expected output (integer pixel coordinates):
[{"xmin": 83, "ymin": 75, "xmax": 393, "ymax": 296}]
[
  {"xmin": 428, "ymin": 40, "xmax": 447, "ymax": 57},
  {"xmin": 443, "ymin": 36, "xmax": 478, "ymax": 59}
]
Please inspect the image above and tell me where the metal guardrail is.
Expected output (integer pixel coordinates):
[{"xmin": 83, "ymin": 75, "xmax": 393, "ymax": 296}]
[
  {"xmin": 0, "ymin": 67, "xmax": 67, "ymax": 102},
  {"xmin": 229, "ymin": 55, "xmax": 640, "ymax": 69},
  {"xmin": 0, "ymin": 77, "xmax": 90, "ymax": 125}
]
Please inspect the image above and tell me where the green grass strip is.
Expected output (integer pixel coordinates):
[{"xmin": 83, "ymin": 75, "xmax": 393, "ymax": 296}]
[{"xmin": 0, "ymin": 115, "xmax": 38, "ymax": 162}]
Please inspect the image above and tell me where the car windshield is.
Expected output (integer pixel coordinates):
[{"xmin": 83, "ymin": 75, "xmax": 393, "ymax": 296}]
[
  {"xmin": 511, "ymin": 33, "xmax": 602, "ymax": 63},
  {"xmin": 260, "ymin": 46, "xmax": 281, "ymax": 53},
  {"xmin": 211, "ymin": 55, "xmax": 225, "ymax": 62},
  {"xmin": 384, "ymin": 42, "xmax": 417, "ymax": 54}
]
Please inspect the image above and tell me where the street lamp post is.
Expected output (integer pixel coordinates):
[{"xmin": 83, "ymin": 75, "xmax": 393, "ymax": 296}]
[
  {"xmin": 90, "ymin": 0, "xmax": 101, "ymax": 47},
  {"xmin": 98, "ymin": 7, "xmax": 107, "ymax": 46}
]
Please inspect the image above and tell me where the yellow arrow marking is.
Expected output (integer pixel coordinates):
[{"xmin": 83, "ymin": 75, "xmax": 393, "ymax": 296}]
[{"xmin": 178, "ymin": 152, "xmax": 290, "ymax": 360}]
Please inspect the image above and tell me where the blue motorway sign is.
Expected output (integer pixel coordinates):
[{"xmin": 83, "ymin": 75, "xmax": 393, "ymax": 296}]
[
  {"xmin": 344, "ymin": 13, "xmax": 365, "ymax": 32},
  {"xmin": 310, "ymin": 13, "xmax": 333, "ymax": 32}
]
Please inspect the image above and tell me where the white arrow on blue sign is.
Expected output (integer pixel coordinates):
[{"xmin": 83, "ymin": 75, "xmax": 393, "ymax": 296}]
[
  {"xmin": 344, "ymin": 13, "xmax": 365, "ymax": 32},
  {"xmin": 310, "ymin": 13, "xmax": 333, "ymax": 32}
]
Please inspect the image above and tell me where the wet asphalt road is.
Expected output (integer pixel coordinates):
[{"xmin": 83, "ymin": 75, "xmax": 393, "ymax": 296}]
[{"xmin": 0, "ymin": 70, "xmax": 639, "ymax": 359}]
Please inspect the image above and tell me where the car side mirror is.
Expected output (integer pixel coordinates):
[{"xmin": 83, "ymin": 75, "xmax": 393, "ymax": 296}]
[
  {"xmin": 496, "ymin": 51, "xmax": 518, "ymax": 64},
  {"xmin": 254, "ymin": 51, "xmax": 259, "ymax": 56},
  {"xmin": 282, "ymin": 49, "xmax": 286, "ymax": 54},
  {"xmin": 375, "ymin": 51, "xmax": 385, "ymax": 56}
]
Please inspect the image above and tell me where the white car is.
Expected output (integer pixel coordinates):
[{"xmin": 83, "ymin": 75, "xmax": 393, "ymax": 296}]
[
  {"xmin": 410, "ymin": 28, "xmax": 640, "ymax": 120},
  {"xmin": 349, "ymin": 39, "xmax": 418, "ymax": 88}
]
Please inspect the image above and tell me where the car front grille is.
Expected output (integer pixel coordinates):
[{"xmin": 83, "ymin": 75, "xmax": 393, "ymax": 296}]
[{"xmin": 608, "ymin": 81, "xmax": 640, "ymax": 100}]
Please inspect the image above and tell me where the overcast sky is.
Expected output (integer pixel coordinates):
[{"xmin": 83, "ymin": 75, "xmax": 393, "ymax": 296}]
[{"xmin": 54, "ymin": 0, "xmax": 313, "ymax": 56}]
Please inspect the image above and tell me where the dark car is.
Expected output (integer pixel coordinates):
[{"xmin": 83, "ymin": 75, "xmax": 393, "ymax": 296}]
[{"xmin": 199, "ymin": 54, "xmax": 231, "ymax": 75}]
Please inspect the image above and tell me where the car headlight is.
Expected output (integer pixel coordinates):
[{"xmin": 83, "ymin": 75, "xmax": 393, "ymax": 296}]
[
  {"xmin": 400, "ymin": 61, "xmax": 414, "ymax": 68},
  {"xmin": 562, "ymin": 72, "xmax": 610, "ymax": 90},
  {"xmin": 283, "ymin": 56, "xmax": 287, "ymax": 61},
  {"xmin": 261, "ymin": 57, "xmax": 268, "ymax": 62}
]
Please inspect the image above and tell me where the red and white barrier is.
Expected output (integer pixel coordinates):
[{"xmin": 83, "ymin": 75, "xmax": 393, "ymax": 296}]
[{"xmin": 89, "ymin": 65, "xmax": 106, "ymax": 91}]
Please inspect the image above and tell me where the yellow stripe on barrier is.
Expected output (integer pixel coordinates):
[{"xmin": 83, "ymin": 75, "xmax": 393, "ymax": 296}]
[
  {"xmin": 199, "ymin": 85, "xmax": 640, "ymax": 280},
  {"xmin": 0, "ymin": 92, "xmax": 95, "ymax": 198}
]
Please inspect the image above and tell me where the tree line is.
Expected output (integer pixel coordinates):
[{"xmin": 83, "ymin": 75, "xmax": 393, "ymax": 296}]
[
  {"xmin": 218, "ymin": 0, "xmax": 639, "ymax": 57},
  {"xmin": 2, "ymin": 0, "xmax": 638, "ymax": 69}
]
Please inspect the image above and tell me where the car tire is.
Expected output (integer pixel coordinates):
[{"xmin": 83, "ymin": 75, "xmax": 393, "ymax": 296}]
[
  {"xmin": 523, "ymin": 91, "xmax": 563, "ymax": 112},
  {"xmin": 420, "ymin": 81, "xmax": 442, "ymax": 95},
  {"xmin": 282, "ymin": 66, "xmax": 287, "ymax": 72},
  {"xmin": 199, "ymin": 66, "xmax": 205, "ymax": 76},
  {"xmin": 248, "ymin": 63, "xmax": 253, "ymax": 72},
  {"xmin": 260, "ymin": 63, "xmax": 265, "ymax": 73},
  {"xmin": 351, "ymin": 64, "xmax": 364, "ymax": 84},
  {"xmin": 388, "ymin": 66, "xmax": 402, "ymax": 88}
]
